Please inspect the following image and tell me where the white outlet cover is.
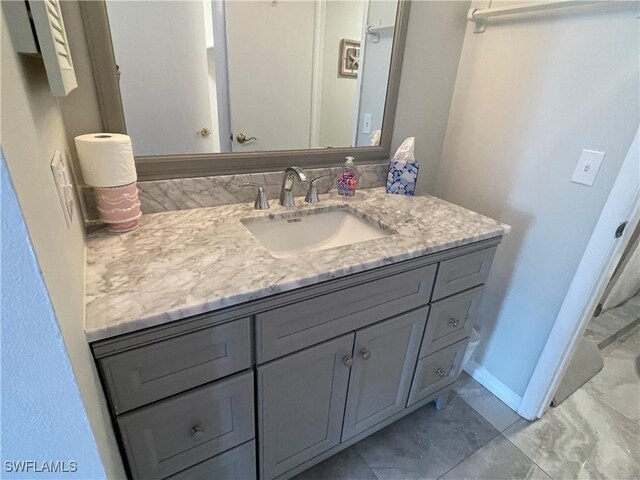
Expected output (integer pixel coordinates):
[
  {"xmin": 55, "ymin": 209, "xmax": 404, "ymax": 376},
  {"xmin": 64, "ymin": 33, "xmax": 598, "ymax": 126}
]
[
  {"xmin": 571, "ymin": 149, "xmax": 606, "ymax": 187},
  {"xmin": 50, "ymin": 151, "xmax": 74, "ymax": 228}
]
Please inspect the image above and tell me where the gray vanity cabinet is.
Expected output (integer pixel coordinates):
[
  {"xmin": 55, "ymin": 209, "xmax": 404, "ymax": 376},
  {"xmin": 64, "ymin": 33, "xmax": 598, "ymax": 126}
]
[
  {"xmin": 257, "ymin": 334, "xmax": 354, "ymax": 480},
  {"xmin": 419, "ymin": 286, "xmax": 484, "ymax": 355},
  {"xmin": 341, "ymin": 307, "xmax": 427, "ymax": 441},
  {"xmin": 118, "ymin": 371, "xmax": 254, "ymax": 480},
  {"xmin": 92, "ymin": 238, "xmax": 501, "ymax": 480},
  {"xmin": 408, "ymin": 338, "xmax": 468, "ymax": 406},
  {"xmin": 99, "ymin": 317, "xmax": 252, "ymax": 413},
  {"xmin": 255, "ymin": 263, "xmax": 437, "ymax": 363},
  {"xmin": 432, "ymin": 247, "xmax": 496, "ymax": 301},
  {"xmin": 167, "ymin": 441, "xmax": 257, "ymax": 480}
]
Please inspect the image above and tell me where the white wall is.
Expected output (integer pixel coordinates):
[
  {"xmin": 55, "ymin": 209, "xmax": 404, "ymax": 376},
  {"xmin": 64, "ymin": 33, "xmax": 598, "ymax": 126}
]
[
  {"xmin": 318, "ymin": 0, "xmax": 365, "ymax": 148},
  {"xmin": 355, "ymin": 0, "xmax": 397, "ymax": 147},
  {"xmin": 437, "ymin": 1, "xmax": 640, "ymax": 397},
  {"xmin": 107, "ymin": 0, "xmax": 216, "ymax": 155},
  {"xmin": 1, "ymin": 155, "xmax": 105, "ymax": 479},
  {"xmin": 1, "ymin": 9, "xmax": 125, "ymax": 478},
  {"xmin": 391, "ymin": 0, "xmax": 470, "ymax": 194}
]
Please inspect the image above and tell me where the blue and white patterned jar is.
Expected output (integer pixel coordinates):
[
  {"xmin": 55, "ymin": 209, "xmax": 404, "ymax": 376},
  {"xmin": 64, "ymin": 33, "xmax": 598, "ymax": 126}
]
[{"xmin": 386, "ymin": 160, "xmax": 419, "ymax": 196}]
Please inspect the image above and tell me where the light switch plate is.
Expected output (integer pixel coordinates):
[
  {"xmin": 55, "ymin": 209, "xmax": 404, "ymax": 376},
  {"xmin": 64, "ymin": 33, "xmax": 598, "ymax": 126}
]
[
  {"xmin": 363, "ymin": 114, "xmax": 372, "ymax": 135},
  {"xmin": 50, "ymin": 151, "xmax": 74, "ymax": 228},
  {"xmin": 571, "ymin": 149, "xmax": 606, "ymax": 186}
]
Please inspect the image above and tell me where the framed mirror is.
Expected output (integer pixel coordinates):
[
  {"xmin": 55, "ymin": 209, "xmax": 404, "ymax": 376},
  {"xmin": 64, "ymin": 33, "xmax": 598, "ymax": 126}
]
[{"xmin": 80, "ymin": 0, "xmax": 410, "ymax": 181}]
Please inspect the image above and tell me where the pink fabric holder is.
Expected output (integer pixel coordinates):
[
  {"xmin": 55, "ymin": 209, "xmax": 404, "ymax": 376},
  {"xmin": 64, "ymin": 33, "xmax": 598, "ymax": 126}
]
[{"xmin": 94, "ymin": 182, "xmax": 141, "ymax": 233}]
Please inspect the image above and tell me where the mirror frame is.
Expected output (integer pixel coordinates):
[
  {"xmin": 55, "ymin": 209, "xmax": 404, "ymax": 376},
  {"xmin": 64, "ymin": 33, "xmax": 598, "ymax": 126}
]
[{"xmin": 80, "ymin": 0, "xmax": 411, "ymax": 181}]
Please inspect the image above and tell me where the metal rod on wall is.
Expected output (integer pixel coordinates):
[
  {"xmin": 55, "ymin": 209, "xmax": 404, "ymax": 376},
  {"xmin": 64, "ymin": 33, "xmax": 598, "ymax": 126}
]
[{"xmin": 468, "ymin": 0, "xmax": 609, "ymax": 33}]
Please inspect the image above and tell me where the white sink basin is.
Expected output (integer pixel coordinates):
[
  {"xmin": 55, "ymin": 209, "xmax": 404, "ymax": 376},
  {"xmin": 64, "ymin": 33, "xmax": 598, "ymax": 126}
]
[{"xmin": 241, "ymin": 207, "xmax": 394, "ymax": 258}]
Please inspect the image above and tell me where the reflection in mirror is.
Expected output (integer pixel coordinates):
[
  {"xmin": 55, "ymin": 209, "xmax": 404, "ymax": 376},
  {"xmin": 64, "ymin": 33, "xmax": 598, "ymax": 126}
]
[{"xmin": 105, "ymin": 0, "xmax": 399, "ymax": 156}]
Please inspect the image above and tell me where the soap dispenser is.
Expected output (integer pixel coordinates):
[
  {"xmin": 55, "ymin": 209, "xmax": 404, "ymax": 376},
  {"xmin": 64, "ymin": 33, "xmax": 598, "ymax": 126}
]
[{"xmin": 337, "ymin": 156, "xmax": 358, "ymax": 197}]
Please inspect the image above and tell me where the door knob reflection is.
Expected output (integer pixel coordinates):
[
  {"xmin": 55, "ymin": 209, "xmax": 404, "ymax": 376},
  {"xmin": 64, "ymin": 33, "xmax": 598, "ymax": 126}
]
[
  {"xmin": 197, "ymin": 127, "xmax": 211, "ymax": 138},
  {"xmin": 236, "ymin": 133, "xmax": 257, "ymax": 144}
]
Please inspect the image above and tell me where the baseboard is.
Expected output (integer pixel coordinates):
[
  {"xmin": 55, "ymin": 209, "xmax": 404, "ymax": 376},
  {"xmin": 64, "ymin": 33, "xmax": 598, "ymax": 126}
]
[{"xmin": 464, "ymin": 360, "xmax": 523, "ymax": 412}]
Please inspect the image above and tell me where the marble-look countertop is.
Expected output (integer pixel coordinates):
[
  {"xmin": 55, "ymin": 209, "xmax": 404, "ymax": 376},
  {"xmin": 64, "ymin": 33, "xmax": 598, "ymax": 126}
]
[{"xmin": 85, "ymin": 188, "xmax": 510, "ymax": 342}]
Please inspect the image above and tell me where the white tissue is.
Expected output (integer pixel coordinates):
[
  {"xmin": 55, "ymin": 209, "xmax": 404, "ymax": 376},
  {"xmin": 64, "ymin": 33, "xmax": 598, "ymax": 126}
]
[
  {"xmin": 75, "ymin": 133, "xmax": 137, "ymax": 187},
  {"xmin": 393, "ymin": 137, "xmax": 415, "ymax": 163},
  {"xmin": 370, "ymin": 130, "xmax": 381, "ymax": 146},
  {"xmin": 386, "ymin": 137, "xmax": 419, "ymax": 195}
]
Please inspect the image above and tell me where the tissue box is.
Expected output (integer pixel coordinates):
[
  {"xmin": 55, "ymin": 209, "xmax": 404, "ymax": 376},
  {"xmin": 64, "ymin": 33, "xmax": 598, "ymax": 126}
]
[{"xmin": 386, "ymin": 160, "xmax": 419, "ymax": 196}]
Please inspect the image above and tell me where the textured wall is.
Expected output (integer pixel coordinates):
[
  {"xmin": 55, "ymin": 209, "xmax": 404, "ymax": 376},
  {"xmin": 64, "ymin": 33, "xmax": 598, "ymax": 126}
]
[
  {"xmin": 1, "ymin": 8, "xmax": 125, "ymax": 477},
  {"xmin": 437, "ymin": 0, "xmax": 640, "ymax": 396},
  {"xmin": 1, "ymin": 155, "xmax": 106, "ymax": 479}
]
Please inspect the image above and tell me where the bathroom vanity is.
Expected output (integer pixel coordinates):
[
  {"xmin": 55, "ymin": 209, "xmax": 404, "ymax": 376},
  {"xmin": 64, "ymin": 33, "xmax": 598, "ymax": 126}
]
[{"xmin": 86, "ymin": 189, "xmax": 509, "ymax": 480}]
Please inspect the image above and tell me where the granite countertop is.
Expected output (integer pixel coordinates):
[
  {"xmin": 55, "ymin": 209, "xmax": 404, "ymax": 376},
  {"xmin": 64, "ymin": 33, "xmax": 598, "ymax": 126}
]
[{"xmin": 85, "ymin": 188, "xmax": 510, "ymax": 342}]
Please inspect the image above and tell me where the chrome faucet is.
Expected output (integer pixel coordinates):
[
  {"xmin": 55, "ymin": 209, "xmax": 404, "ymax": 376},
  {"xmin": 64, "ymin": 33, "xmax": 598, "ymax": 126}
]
[
  {"xmin": 241, "ymin": 182, "xmax": 270, "ymax": 210},
  {"xmin": 279, "ymin": 166, "xmax": 309, "ymax": 207},
  {"xmin": 305, "ymin": 175, "xmax": 332, "ymax": 204}
]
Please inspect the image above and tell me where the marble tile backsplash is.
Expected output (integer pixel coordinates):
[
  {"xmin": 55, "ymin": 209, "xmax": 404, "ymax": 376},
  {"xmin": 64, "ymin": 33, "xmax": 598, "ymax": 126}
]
[{"xmin": 81, "ymin": 163, "xmax": 389, "ymax": 221}]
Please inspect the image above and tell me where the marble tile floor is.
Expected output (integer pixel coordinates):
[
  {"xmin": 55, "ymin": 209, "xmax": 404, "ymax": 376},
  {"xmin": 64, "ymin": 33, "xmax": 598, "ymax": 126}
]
[
  {"xmin": 584, "ymin": 293, "xmax": 640, "ymax": 350},
  {"xmin": 295, "ymin": 330, "xmax": 640, "ymax": 480}
]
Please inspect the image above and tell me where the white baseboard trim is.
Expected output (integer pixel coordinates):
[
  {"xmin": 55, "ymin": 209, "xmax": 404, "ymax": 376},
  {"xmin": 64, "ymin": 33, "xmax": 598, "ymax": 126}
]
[{"xmin": 464, "ymin": 360, "xmax": 523, "ymax": 412}]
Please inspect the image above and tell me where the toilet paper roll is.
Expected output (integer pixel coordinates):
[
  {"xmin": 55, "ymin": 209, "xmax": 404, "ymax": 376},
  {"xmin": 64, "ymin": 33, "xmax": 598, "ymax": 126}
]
[{"xmin": 75, "ymin": 133, "xmax": 137, "ymax": 187}]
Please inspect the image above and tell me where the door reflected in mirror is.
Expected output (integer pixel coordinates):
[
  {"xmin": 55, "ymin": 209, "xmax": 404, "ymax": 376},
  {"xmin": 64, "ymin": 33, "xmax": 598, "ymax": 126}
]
[{"xmin": 105, "ymin": 0, "xmax": 399, "ymax": 156}]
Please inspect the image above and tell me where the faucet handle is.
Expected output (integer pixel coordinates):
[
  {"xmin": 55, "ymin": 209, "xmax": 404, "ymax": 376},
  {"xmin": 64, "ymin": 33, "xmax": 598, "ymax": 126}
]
[
  {"xmin": 241, "ymin": 182, "xmax": 270, "ymax": 210},
  {"xmin": 310, "ymin": 174, "xmax": 333, "ymax": 185},
  {"xmin": 305, "ymin": 175, "xmax": 332, "ymax": 204}
]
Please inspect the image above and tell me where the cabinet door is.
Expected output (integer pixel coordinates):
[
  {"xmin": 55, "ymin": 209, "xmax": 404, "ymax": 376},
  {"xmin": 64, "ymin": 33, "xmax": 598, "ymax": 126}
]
[
  {"xmin": 258, "ymin": 334, "xmax": 354, "ymax": 480},
  {"xmin": 342, "ymin": 307, "xmax": 428, "ymax": 441}
]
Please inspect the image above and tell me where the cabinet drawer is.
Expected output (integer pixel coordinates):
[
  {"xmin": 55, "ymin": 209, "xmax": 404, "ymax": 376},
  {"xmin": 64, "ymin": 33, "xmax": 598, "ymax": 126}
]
[
  {"xmin": 407, "ymin": 338, "xmax": 468, "ymax": 406},
  {"xmin": 168, "ymin": 441, "xmax": 256, "ymax": 480},
  {"xmin": 119, "ymin": 371, "xmax": 255, "ymax": 480},
  {"xmin": 99, "ymin": 317, "xmax": 251, "ymax": 413},
  {"xmin": 256, "ymin": 264, "xmax": 437, "ymax": 362},
  {"xmin": 432, "ymin": 247, "xmax": 496, "ymax": 301},
  {"xmin": 419, "ymin": 286, "xmax": 483, "ymax": 357}
]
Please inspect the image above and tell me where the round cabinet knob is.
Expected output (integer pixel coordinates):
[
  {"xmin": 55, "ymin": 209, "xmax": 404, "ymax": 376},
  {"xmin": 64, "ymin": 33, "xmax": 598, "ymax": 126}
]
[
  {"xmin": 359, "ymin": 348, "xmax": 372, "ymax": 360},
  {"xmin": 191, "ymin": 426, "xmax": 205, "ymax": 441},
  {"xmin": 448, "ymin": 318, "xmax": 460, "ymax": 328},
  {"xmin": 436, "ymin": 368, "xmax": 446, "ymax": 378},
  {"xmin": 343, "ymin": 355, "xmax": 354, "ymax": 367}
]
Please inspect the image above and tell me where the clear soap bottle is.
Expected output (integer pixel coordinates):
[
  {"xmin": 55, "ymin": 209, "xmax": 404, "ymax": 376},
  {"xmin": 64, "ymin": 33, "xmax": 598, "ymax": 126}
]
[{"xmin": 337, "ymin": 156, "xmax": 358, "ymax": 197}]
